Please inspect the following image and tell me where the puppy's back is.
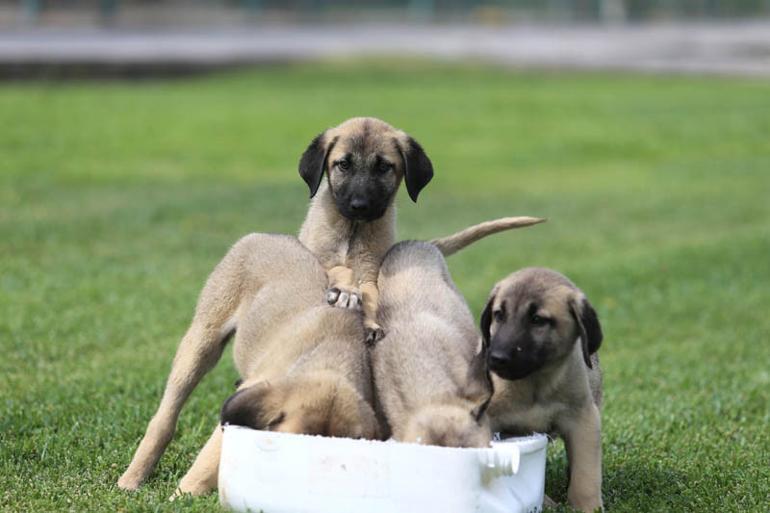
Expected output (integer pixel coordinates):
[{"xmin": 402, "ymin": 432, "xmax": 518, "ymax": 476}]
[
  {"xmin": 374, "ymin": 241, "xmax": 490, "ymax": 447},
  {"xmin": 378, "ymin": 241, "xmax": 471, "ymax": 324}
]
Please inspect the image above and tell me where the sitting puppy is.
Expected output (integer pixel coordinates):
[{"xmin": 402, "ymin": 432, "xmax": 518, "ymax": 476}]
[
  {"xmin": 298, "ymin": 117, "xmax": 435, "ymax": 343},
  {"xmin": 372, "ymin": 241, "xmax": 493, "ymax": 448},
  {"xmin": 298, "ymin": 118, "xmax": 540, "ymax": 343},
  {"xmin": 481, "ymin": 268, "xmax": 604, "ymax": 512}
]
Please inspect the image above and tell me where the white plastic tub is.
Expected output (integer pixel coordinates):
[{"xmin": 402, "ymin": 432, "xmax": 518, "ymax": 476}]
[{"xmin": 219, "ymin": 425, "xmax": 547, "ymax": 513}]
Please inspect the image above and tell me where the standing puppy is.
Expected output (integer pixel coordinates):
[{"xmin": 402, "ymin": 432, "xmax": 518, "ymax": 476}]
[
  {"xmin": 119, "ymin": 234, "xmax": 379, "ymax": 496},
  {"xmin": 481, "ymin": 268, "xmax": 604, "ymax": 512},
  {"xmin": 298, "ymin": 117, "xmax": 434, "ymax": 342},
  {"xmin": 372, "ymin": 241, "xmax": 493, "ymax": 448}
]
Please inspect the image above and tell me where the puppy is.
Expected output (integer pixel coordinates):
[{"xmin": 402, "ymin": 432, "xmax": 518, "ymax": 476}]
[
  {"xmin": 481, "ymin": 268, "xmax": 604, "ymax": 512},
  {"xmin": 118, "ymin": 234, "xmax": 379, "ymax": 495},
  {"xmin": 298, "ymin": 117, "xmax": 434, "ymax": 343},
  {"xmin": 372, "ymin": 241, "xmax": 493, "ymax": 448}
]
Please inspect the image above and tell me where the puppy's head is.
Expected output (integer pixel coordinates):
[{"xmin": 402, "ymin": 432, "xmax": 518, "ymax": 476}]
[
  {"xmin": 399, "ymin": 346, "xmax": 494, "ymax": 449},
  {"xmin": 298, "ymin": 117, "xmax": 433, "ymax": 221},
  {"xmin": 220, "ymin": 375, "xmax": 381, "ymax": 440},
  {"xmin": 401, "ymin": 403, "xmax": 492, "ymax": 448},
  {"xmin": 480, "ymin": 268, "xmax": 603, "ymax": 380}
]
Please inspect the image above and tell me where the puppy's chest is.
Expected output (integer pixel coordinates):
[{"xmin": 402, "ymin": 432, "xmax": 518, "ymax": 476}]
[
  {"xmin": 322, "ymin": 228, "xmax": 391, "ymax": 278},
  {"xmin": 492, "ymin": 396, "xmax": 566, "ymax": 435}
]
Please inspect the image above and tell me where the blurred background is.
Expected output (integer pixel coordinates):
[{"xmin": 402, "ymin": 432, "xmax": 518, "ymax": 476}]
[
  {"xmin": 1, "ymin": 0, "xmax": 769, "ymax": 77},
  {"xmin": 2, "ymin": 2, "xmax": 769, "ymax": 512},
  {"xmin": 5, "ymin": 0, "xmax": 770, "ymax": 25}
]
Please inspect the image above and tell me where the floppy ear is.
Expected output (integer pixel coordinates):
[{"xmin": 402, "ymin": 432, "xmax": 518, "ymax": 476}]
[
  {"xmin": 398, "ymin": 136, "xmax": 433, "ymax": 202},
  {"xmin": 569, "ymin": 296, "xmax": 603, "ymax": 368},
  {"xmin": 470, "ymin": 395, "xmax": 491, "ymax": 424},
  {"xmin": 221, "ymin": 383, "xmax": 283, "ymax": 430},
  {"xmin": 467, "ymin": 338, "xmax": 494, "ymax": 423},
  {"xmin": 480, "ymin": 296, "xmax": 494, "ymax": 346},
  {"xmin": 468, "ymin": 295, "xmax": 497, "ymax": 422},
  {"xmin": 298, "ymin": 132, "xmax": 337, "ymax": 198}
]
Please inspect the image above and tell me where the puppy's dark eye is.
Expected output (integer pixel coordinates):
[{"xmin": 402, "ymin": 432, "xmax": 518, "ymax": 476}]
[
  {"xmin": 493, "ymin": 310, "xmax": 504, "ymax": 322},
  {"xmin": 378, "ymin": 161, "xmax": 394, "ymax": 173},
  {"xmin": 337, "ymin": 160, "xmax": 350, "ymax": 171},
  {"xmin": 531, "ymin": 313, "xmax": 549, "ymax": 326}
]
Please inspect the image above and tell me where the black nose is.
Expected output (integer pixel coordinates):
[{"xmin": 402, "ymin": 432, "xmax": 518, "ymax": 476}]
[
  {"xmin": 489, "ymin": 350, "xmax": 511, "ymax": 369},
  {"xmin": 350, "ymin": 197, "xmax": 369, "ymax": 212}
]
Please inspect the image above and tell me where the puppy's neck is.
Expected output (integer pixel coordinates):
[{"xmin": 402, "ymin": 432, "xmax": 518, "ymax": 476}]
[
  {"xmin": 516, "ymin": 353, "xmax": 578, "ymax": 404},
  {"xmin": 298, "ymin": 181, "xmax": 396, "ymax": 267}
]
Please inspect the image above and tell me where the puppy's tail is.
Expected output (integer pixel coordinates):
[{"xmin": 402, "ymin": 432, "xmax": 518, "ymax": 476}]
[{"xmin": 431, "ymin": 216, "xmax": 546, "ymax": 257}]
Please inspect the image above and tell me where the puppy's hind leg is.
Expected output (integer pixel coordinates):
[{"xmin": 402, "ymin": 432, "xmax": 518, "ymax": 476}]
[
  {"xmin": 118, "ymin": 321, "xmax": 233, "ymax": 490},
  {"xmin": 118, "ymin": 241, "xmax": 248, "ymax": 491}
]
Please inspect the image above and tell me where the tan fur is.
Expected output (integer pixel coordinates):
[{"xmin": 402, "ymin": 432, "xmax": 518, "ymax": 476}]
[
  {"xmin": 484, "ymin": 268, "xmax": 604, "ymax": 512},
  {"xmin": 223, "ymin": 371, "xmax": 380, "ymax": 440},
  {"xmin": 372, "ymin": 241, "xmax": 493, "ymax": 448},
  {"xmin": 118, "ymin": 234, "xmax": 379, "ymax": 496}
]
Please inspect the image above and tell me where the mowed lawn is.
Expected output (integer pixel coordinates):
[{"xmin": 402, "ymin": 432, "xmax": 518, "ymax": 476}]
[{"xmin": 1, "ymin": 62, "xmax": 768, "ymax": 512}]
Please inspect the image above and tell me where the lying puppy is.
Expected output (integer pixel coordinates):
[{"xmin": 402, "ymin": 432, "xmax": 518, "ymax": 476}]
[
  {"xmin": 481, "ymin": 268, "xmax": 604, "ymax": 512},
  {"xmin": 117, "ymin": 216, "xmax": 542, "ymax": 494},
  {"xmin": 298, "ymin": 117, "xmax": 435, "ymax": 343},
  {"xmin": 372, "ymin": 241, "xmax": 493, "ymax": 448}
]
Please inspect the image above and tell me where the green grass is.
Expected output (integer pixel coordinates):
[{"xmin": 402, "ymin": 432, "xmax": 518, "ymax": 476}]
[{"xmin": 1, "ymin": 61, "xmax": 769, "ymax": 512}]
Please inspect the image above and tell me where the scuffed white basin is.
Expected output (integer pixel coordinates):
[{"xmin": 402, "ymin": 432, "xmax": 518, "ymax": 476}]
[{"xmin": 219, "ymin": 425, "xmax": 547, "ymax": 513}]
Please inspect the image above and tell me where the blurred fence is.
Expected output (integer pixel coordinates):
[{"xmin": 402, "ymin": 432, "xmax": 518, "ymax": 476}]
[{"xmin": 3, "ymin": 0, "xmax": 770, "ymax": 28}]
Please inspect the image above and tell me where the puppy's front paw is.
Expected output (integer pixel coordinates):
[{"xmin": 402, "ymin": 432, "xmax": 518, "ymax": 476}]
[
  {"xmin": 568, "ymin": 490, "xmax": 603, "ymax": 513},
  {"xmin": 326, "ymin": 287, "xmax": 362, "ymax": 310},
  {"xmin": 117, "ymin": 472, "xmax": 142, "ymax": 491}
]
